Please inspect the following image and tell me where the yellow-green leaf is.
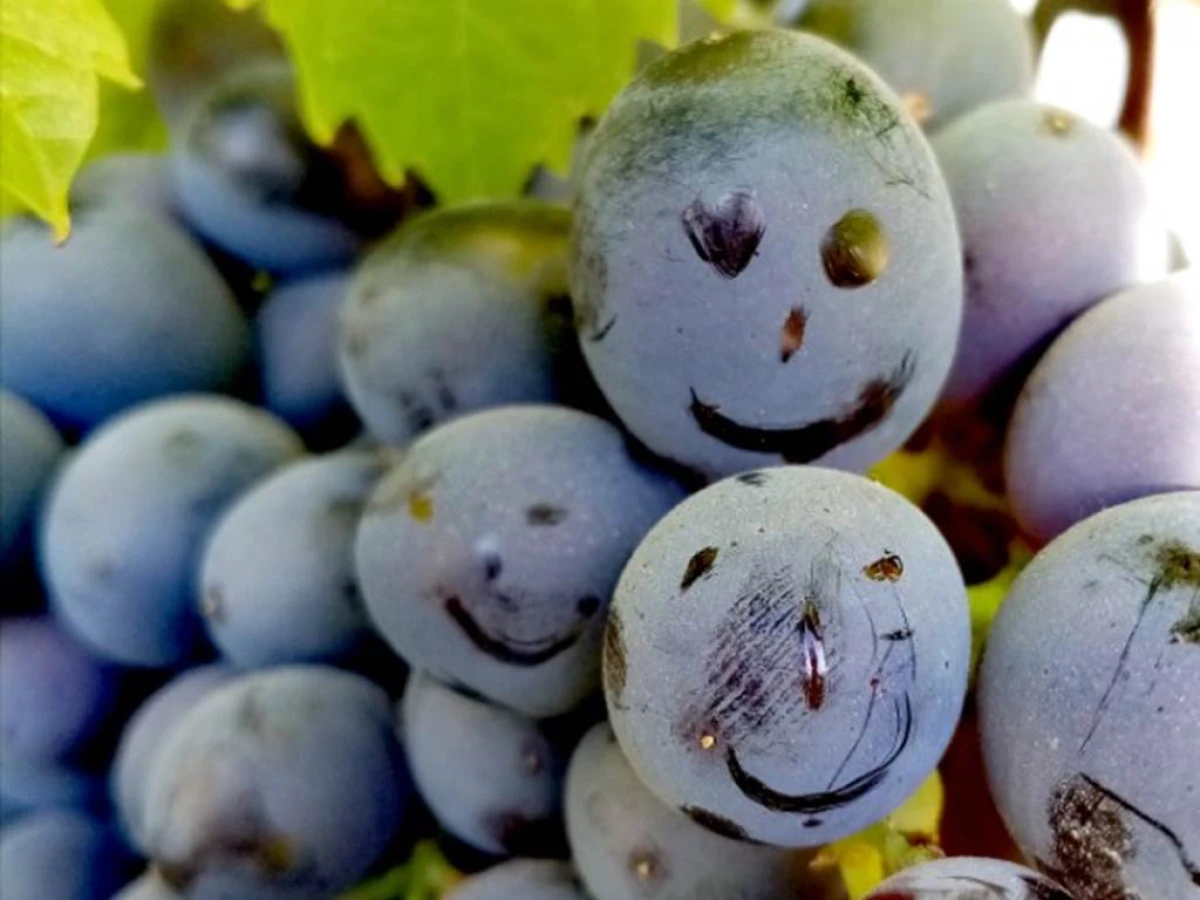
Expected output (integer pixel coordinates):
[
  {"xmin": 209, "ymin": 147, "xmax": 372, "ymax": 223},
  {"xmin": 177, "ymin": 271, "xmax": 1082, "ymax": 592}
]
[
  {"xmin": 87, "ymin": 0, "xmax": 168, "ymax": 160},
  {"xmin": 0, "ymin": 0, "xmax": 141, "ymax": 238},
  {"xmin": 340, "ymin": 841, "xmax": 461, "ymax": 900},
  {"xmin": 228, "ymin": 0, "xmax": 676, "ymax": 204}
]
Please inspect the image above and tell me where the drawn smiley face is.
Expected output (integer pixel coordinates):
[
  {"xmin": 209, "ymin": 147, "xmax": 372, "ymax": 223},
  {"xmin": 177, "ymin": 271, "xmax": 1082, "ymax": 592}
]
[
  {"xmin": 571, "ymin": 30, "xmax": 962, "ymax": 480},
  {"xmin": 604, "ymin": 468, "xmax": 970, "ymax": 847}
]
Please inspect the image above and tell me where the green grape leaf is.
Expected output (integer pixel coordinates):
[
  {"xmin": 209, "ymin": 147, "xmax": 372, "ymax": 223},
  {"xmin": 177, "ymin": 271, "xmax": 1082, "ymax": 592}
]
[
  {"xmin": 340, "ymin": 842, "xmax": 462, "ymax": 900},
  {"xmin": 228, "ymin": 0, "xmax": 676, "ymax": 203},
  {"xmin": 88, "ymin": 0, "xmax": 168, "ymax": 160},
  {"xmin": 0, "ymin": 0, "xmax": 141, "ymax": 238}
]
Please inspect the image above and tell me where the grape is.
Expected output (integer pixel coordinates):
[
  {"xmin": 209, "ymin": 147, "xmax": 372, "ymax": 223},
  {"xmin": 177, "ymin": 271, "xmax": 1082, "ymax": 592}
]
[
  {"xmin": 932, "ymin": 100, "xmax": 1168, "ymax": 409},
  {"xmin": 565, "ymin": 723, "xmax": 822, "ymax": 900},
  {"xmin": 356, "ymin": 405, "xmax": 686, "ymax": 717},
  {"xmin": 338, "ymin": 202, "xmax": 574, "ymax": 446},
  {"xmin": 0, "ymin": 617, "xmax": 123, "ymax": 764},
  {"xmin": 0, "ymin": 392, "xmax": 63, "ymax": 572},
  {"xmin": 111, "ymin": 664, "xmax": 235, "ymax": 850},
  {"xmin": 402, "ymin": 674, "xmax": 568, "ymax": 857},
  {"xmin": 112, "ymin": 872, "xmax": 181, "ymax": 900},
  {"xmin": 0, "ymin": 810, "xmax": 137, "ymax": 900},
  {"xmin": 572, "ymin": 30, "xmax": 962, "ymax": 482},
  {"xmin": 1004, "ymin": 274, "xmax": 1200, "ymax": 544},
  {"xmin": 979, "ymin": 492, "xmax": 1200, "ymax": 899},
  {"xmin": 70, "ymin": 154, "xmax": 175, "ymax": 217},
  {"xmin": 863, "ymin": 856, "xmax": 1071, "ymax": 898},
  {"xmin": 199, "ymin": 452, "xmax": 386, "ymax": 668},
  {"xmin": 606, "ymin": 466, "xmax": 969, "ymax": 847},
  {"xmin": 42, "ymin": 396, "xmax": 304, "ymax": 666},
  {"xmin": 0, "ymin": 759, "xmax": 106, "ymax": 827},
  {"xmin": 171, "ymin": 63, "xmax": 363, "ymax": 275},
  {"xmin": 446, "ymin": 860, "xmax": 587, "ymax": 900},
  {"xmin": 255, "ymin": 272, "xmax": 357, "ymax": 444},
  {"xmin": 141, "ymin": 666, "xmax": 411, "ymax": 897},
  {"xmin": 0, "ymin": 208, "xmax": 249, "ymax": 431},
  {"xmin": 798, "ymin": 0, "xmax": 1034, "ymax": 131}
]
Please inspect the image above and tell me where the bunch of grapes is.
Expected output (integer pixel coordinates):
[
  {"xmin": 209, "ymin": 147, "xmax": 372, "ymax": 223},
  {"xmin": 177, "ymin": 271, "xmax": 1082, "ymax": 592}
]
[{"xmin": 1, "ymin": 1, "xmax": 1197, "ymax": 899}]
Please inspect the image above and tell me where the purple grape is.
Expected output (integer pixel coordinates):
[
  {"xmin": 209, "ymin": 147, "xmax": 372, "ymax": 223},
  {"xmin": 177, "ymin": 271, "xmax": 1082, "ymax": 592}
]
[
  {"xmin": 1005, "ymin": 273, "xmax": 1200, "ymax": 544},
  {"xmin": 979, "ymin": 491, "xmax": 1200, "ymax": 899},
  {"xmin": 0, "ymin": 391, "xmax": 63, "ymax": 573},
  {"xmin": 606, "ymin": 466, "xmax": 969, "ymax": 847},
  {"xmin": 572, "ymin": 29, "xmax": 962, "ymax": 481},
  {"xmin": 932, "ymin": 100, "xmax": 1168, "ymax": 409},
  {"xmin": 0, "ymin": 810, "xmax": 138, "ymax": 900},
  {"xmin": 356, "ymin": 405, "xmax": 685, "ymax": 717}
]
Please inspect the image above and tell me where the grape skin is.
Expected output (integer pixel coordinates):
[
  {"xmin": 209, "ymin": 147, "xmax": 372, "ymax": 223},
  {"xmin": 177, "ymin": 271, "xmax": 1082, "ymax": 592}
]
[
  {"xmin": 356, "ymin": 405, "xmax": 685, "ymax": 717},
  {"xmin": 932, "ymin": 100, "xmax": 1168, "ymax": 409},
  {"xmin": 0, "ymin": 208, "xmax": 249, "ymax": 431},
  {"xmin": 0, "ymin": 758, "xmax": 106, "ymax": 827},
  {"xmin": 70, "ymin": 154, "xmax": 176, "ymax": 218},
  {"xmin": 171, "ymin": 64, "xmax": 361, "ymax": 276},
  {"xmin": 41, "ymin": 397, "xmax": 304, "ymax": 666},
  {"xmin": 0, "ymin": 617, "xmax": 123, "ymax": 765},
  {"xmin": 566, "ymin": 723, "xmax": 823, "ymax": 900},
  {"xmin": 402, "ymin": 674, "xmax": 567, "ymax": 857},
  {"xmin": 572, "ymin": 29, "xmax": 962, "ymax": 481},
  {"xmin": 864, "ymin": 855, "xmax": 1071, "ymax": 898},
  {"xmin": 606, "ymin": 465, "xmax": 969, "ymax": 847},
  {"xmin": 112, "ymin": 872, "xmax": 182, "ymax": 900},
  {"xmin": 200, "ymin": 452, "xmax": 385, "ymax": 668},
  {"xmin": 446, "ymin": 860, "xmax": 586, "ymax": 900},
  {"xmin": 979, "ymin": 492, "xmax": 1200, "ymax": 899},
  {"xmin": 799, "ymin": 0, "xmax": 1034, "ymax": 132},
  {"xmin": 141, "ymin": 666, "xmax": 411, "ymax": 898},
  {"xmin": 0, "ymin": 392, "xmax": 63, "ymax": 570},
  {"xmin": 338, "ymin": 202, "xmax": 573, "ymax": 446},
  {"xmin": 110, "ymin": 664, "xmax": 235, "ymax": 851},
  {"xmin": 255, "ymin": 272, "xmax": 357, "ymax": 444},
  {"xmin": 0, "ymin": 810, "xmax": 137, "ymax": 900},
  {"xmin": 1004, "ymin": 274, "xmax": 1200, "ymax": 544}
]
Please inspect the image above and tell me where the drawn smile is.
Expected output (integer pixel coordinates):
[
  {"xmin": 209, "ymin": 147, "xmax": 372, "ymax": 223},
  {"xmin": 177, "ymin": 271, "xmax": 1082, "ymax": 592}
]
[
  {"xmin": 689, "ymin": 353, "xmax": 916, "ymax": 463},
  {"xmin": 445, "ymin": 596, "xmax": 583, "ymax": 667}
]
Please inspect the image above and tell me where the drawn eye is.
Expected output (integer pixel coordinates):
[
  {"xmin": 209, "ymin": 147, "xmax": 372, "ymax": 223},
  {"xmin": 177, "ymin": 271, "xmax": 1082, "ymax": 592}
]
[
  {"xmin": 681, "ymin": 190, "xmax": 766, "ymax": 279},
  {"xmin": 821, "ymin": 209, "xmax": 889, "ymax": 288}
]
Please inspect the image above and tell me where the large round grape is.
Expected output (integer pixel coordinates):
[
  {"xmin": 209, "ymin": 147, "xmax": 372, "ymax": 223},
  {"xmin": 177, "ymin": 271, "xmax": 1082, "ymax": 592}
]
[
  {"xmin": 863, "ymin": 856, "xmax": 1071, "ymax": 898},
  {"xmin": 799, "ymin": 0, "xmax": 1034, "ymax": 131},
  {"xmin": 41, "ymin": 397, "xmax": 303, "ymax": 666},
  {"xmin": 338, "ymin": 202, "xmax": 573, "ymax": 446},
  {"xmin": 255, "ymin": 272, "xmax": 356, "ymax": 444},
  {"xmin": 110, "ymin": 664, "xmax": 235, "ymax": 850},
  {"xmin": 606, "ymin": 466, "xmax": 970, "ymax": 847},
  {"xmin": 571, "ymin": 30, "xmax": 962, "ymax": 481},
  {"xmin": 0, "ymin": 810, "xmax": 138, "ymax": 900},
  {"xmin": 401, "ymin": 674, "xmax": 567, "ymax": 857},
  {"xmin": 171, "ymin": 63, "xmax": 362, "ymax": 275},
  {"xmin": 356, "ymin": 406, "xmax": 685, "ymax": 717},
  {"xmin": 566, "ymin": 723, "xmax": 823, "ymax": 900},
  {"xmin": 979, "ymin": 492, "xmax": 1200, "ymax": 899},
  {"xmin": 1004, "ymin": 274, "xmax": 1200, "ymax": 544},
  {"xmin": 0, "ymin": 208, "xmax": 249, "ymax": 431},
  {"xmin": 0, "ymin": 392, "xmax": 63, "ymax": 569},
  {"xmin": 0, "ymin": 617, "xmax": 123, "ymax": 765},
  {"xmin": 140, "ymin": 666, "xmax": 411, "ymax": 897},
  {"xmin": 199, "ymin": 452, "xmax": 385, "ymax": 668},
  {"xmin": 447, "ymin": 860, "xmax": 587, "ymax": 900},
  {"xmin": 932, "ymin": 100, "xmax": 1168, "ymax": 408}
]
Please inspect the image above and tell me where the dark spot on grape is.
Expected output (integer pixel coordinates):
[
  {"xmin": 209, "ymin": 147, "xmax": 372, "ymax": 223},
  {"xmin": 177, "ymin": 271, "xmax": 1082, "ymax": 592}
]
[
  {"xmin": 842, "ymin": 76, "xmax": 866, "ymax": 108},
  {"xmin": 577, "ymin": 595, "xmax": 601, "ymax": 618},
  {"xmin": 1044, "ymin": 774, "xmax": 1134, "ymax": 898},
  {"xmin": 681, "ymin": 547, "xmax": 719, "ymax": 591},
  {"xmin": 864, "ymin": 553, "xmax": 904, "ymax": 582},
  {"xmin": 1154, "ymin": 541, "xmax": 1200, "ymax": 589},
  {"xmin": 821, "ymin": 209, "xmax": 889, "ymax": 288},
  {"xmin": 603, "ymin": 610, "xmax": 627, "ymax": 702},
  {"xmin": 798, "ymin": 602, "xmax": 827, "ymax": 711},
  {"xmin": 736, "ymin": 471, "xmax": 768, "ymax": 487},
  {"xmin": 803, "ymin": 818, "xmax": 822, "ymax": 828},
  {"xmin": 1172, "ymin": 607, "xmax": 1200, "ymax": 644},
  {"xmin": 162, "ymin": 429, "xmax": 204, "ymax": 465},
  {"xmin": 780, "ymin": 306, "xmax": 808, "ymax": 363},
  {"xmin": 681, "ymin": 806, "xmax": 749, "ymax": 841},
  {"xmin": 482, "ymin": 553, "xmax": 503, "ymax": 582},
  {"xmin": 444, "ymin": 596, "xmax": 581, "ymax": 666},
  {"xmin": 681, "ymin": 190, "xmax": 765, "ymax": 279},
  {"xmin": 341, "ymin": 580, "xmax": 361, "ymax": 611},
  {"xmin": 587, "ymin": 315, "xmax": 617, "ymax": 342},
  {"xmin": 526, "ymin": 504, "xmax": 568, "ymax": 526},
  {"xmin": 882, "ymin": 628, "xmax": 913, "ymax": 641},
  {"xmin": 689, "ymin": 352, "xmax": 915, "ymax": 462}
]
